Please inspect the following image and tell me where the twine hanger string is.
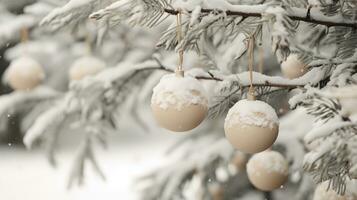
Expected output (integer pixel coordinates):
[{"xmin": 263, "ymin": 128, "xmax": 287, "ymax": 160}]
[
  {"xmin": 175, "ymin": 10, "xmax": 184, "ymax": 76},
  {"xmin": 85, "ymin": 32, "xmax": 92, "ymax": 55},
  {"xmin": 20, "ymin": 28, "xmax": 28, "ymax": 43},
  {"xmin": 247, "ymin": 36, "xmax": 256, "ymax": 100},
  {"xmin": 258, "ymin": 44, "xmax": 264, "ymax": 73},
  {"xmin": 20, "ymin": 27, "xmax": 29, "ymax": 55}
]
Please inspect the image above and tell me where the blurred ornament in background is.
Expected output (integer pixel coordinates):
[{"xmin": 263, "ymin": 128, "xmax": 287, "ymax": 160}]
[
  {"xmin": 208, "ymin": 183, "xmax": 224, "ymax": 200},
  {"xmin": 151, "ymin": 73, "xmax": 208, "ymax": 132},
  {"xmin": 230, "ymin": 151, "xmax": 247, "ymax": 171},
  {"xmin": 69, "ymin": 56, "xmax": 106, "ymax": 81},
  {"xmin": 4, "ymin": 56, "xmax": 45, "ymax": 90},
  {"xmin": 246, "ymin": 150, "xmax": 289, "ymax": 191},
  {"xmin": 281, "ymin": 54, "xmax": 307, "ymax": 79},
  {"xmin": 224, "ymin": 99, "xmax": 279, "ymax": 153}
]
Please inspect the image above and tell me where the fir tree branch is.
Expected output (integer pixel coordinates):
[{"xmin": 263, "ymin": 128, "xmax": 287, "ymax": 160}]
[
  {"xmin": 164, "ymin": 7, "xmax": 357, "ymax": 28},
  {"xmin": 152, "ymin": 58, "xmax": 304, "ymax": 89}
]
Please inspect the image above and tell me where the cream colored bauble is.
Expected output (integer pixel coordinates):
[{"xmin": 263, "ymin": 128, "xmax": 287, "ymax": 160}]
[
  {"xmin": 151, "ymin": 73, "xmax": 208, "ymax": 132},
  {"xmin": 313, "ymin": 182, "xmax": 357, "ymax": 200},
  {"xmin": 5, "ymin": 56, "xmax": 45, "ymax": 90},
  {"xmin": 281, "ymin": 54, "xmax": 307, "ymax": 79},
  {"xmin": 247, "ymin": 151, "xmax": 289, "ymax": 191},
  {"xmin": 224, "ymin": 99, "xmax": 279, "ymax": 154},
  {"xmin": 69, "ymin": 56, "xmax": 106, "ymax": 81}
]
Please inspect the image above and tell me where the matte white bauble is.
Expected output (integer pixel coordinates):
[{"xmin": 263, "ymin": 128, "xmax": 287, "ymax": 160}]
[
  {"xmin": 247, "ymin": 151, "xmax": 289, "ymax": 191},
  {"xmin": 151, "ymin": 73, "xmax": 208, "ymax": 132},
  {"xmin": 313, "ymin": 182, "xmax": 357, "ymax": 200},
  {"xmin": 281, "ymin": 54, "xmax": 307, "ymax": 79},
  {"xmin": 69, "ymin": 56, "xmax": 106, "ymax": 81},
  {"xmin": 5, "ymin": 56, "xmax": 45, "ymax": 90},
  {"xmin": 224, "ymin": 99, "xmax": 279, "ymax": 154}
]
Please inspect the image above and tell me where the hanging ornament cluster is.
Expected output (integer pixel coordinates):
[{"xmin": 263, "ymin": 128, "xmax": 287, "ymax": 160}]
[
  {"xmin": 225, "ymin": 37, "xmax": 288, "ymax": 191},
  {"xmin": 280, "ymin": 54, "xmax": 307, "ymax": 79},
  {"xmin": 69, "ymin": 56, "xmax": 106, "ymax": 81},
  {"xmin": 246, "ymin": 150, "xmax": 289, "ymax": 191},
  {"xmin": 5, "ymin": 56, "xmax": 45, "ymax": 91},
  {"xmin": 151, "ymin": 11, "xmax": 208, "ymax": 132},
  {"xmin": 150, "ymin": 17, "xmax": 289, "ymax": 191}
]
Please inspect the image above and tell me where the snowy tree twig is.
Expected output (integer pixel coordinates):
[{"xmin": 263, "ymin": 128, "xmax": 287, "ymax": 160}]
[{"xmin": 163, "ymin": 6, "xmax": 357, "ymax": 28}]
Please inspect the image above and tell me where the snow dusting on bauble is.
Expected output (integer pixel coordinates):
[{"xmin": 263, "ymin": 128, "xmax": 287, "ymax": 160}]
[
  {"xmin": 313, "ymin": 181, "xmax": 357, "ymax": 200},
  {"xmin": 69, "ymin": 56, "xmax": 106, "ymax": 81},
  {"xmin": 281, "ymin": 54, "xmax": 307, "ymax": 79},
  {"xmin": 224, "ymin": 99, "xmax": 279, "ymax": 154},
  {"xmin": 151, "ymin": 72, "xmax": 208, "ymax": 132},
  {"xmin": 5, "ymin": 56, "xmax": 45, "ymax": 90},
  {"xmin": 246, "ymin": 150, "xmax": 289, "ymax": 191}
]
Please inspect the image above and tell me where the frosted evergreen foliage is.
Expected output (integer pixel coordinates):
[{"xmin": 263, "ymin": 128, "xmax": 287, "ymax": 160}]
[{"xmin": 0, "ymin": 0, "xmax": 356, "ymax": 199}]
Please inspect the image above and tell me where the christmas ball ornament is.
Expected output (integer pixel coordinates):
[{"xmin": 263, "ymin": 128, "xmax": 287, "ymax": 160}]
[
  {"xmin": 208, "ymin": 183, "xmax": 224, "ymax": 200},
  {"xmin": 247, "ymin": 151, "xmax": 289, "ymax": 191},
  {"xmin": 224, "ymin": 99, "xmax": 279, "ymax": 154},
  {"xmin": 151, "ymin": 73, "xmax": 208, "ymax": 132},
  {"xmin": 281, "ymin": 54, "xmax": 307, "ymax": 79},
  {"xmin": 5, "ymin": 56, "xmax": 45, "ymax": 90},
  {"xmin": 69, "ymin": 56, "xmax": 106, "ymax": 81},
  {"xmin": 313, "ymin": 182, "xmax": 357, "ymax": 200}
]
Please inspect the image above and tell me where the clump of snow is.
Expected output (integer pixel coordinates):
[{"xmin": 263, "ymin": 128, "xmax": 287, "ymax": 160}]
[
  {"xmin": 172, "ymin": 0, "xmax": 267, "ymax": 13},
  {"xmin": 225, "ymin": 99, "xmax": 279, "ymax": 129},
  {"xmin": 313, "ymin": 181, "xmax": 357, "ymax": 200},
  {"xmin": 247, "ymin": 151, "xmax": 289, "ymax": 175},
  {"xmin": 189, "ymin": 6, "xmax": 201, "ymax": 27},
  {"xmin": 304, "ymin": 120, "xmax": 355, "ymax": 143},
  {"xmin": 264, "ymin": 6, "xmax": 289, "ymax": 39},
  {"xmin": 151, "ymin": 73, "xmax": 208, "ymax": 110},
  {"xmin": 324, "ymin": 85, "xmax": 357, "ymax": 98}
]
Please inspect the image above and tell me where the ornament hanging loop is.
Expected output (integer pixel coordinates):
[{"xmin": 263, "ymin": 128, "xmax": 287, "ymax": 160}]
[
  {"xmin": 175, "ymin": 10, "xmax": 184, "ymax": 77},
  {"xmin": 20, "ymin": 27, "xmax": 29, "ymax": 43},
  {"xmin": 247, "ymin": 35, "xmax": 256, "ymax": 100}
]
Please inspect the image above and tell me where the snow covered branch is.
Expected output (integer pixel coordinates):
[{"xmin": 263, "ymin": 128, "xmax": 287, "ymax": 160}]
[
  {"xmin": 40, "ymin": 0, "xmax": 112, "ymax": 30},
  {"xmin": 164, "ymin": 6, "xmax": 357, "ymax": 28},
  {"xmin": 0, "ymin": 87, "xmax": 60, "ymax": 132}
]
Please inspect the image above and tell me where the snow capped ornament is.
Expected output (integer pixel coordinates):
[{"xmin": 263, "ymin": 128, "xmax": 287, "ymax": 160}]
[
  {"xmin": 5, "ymin": 56, "xmax": 45, "ymax": 90},
  {"xmin": 281, "ymin": 54, "xmax": 307, "ymax": 79},
  {"xmin": 224, "ymin": 99, "xmax": 279, "ymax": 153},
  {"xmin": 313, "ymin": 182, "xmax": 357, "ymax": 200},
  {"xmin": 69, "ymin": 56, "xmax": 106, "ymax": 81},
  {"xmin": 151, "ymin": 73, "xmax": 208, "ymax": 132},
  {"xmin": 247, "ymin": 151, "xmax": 289, "ymax": 191}
]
